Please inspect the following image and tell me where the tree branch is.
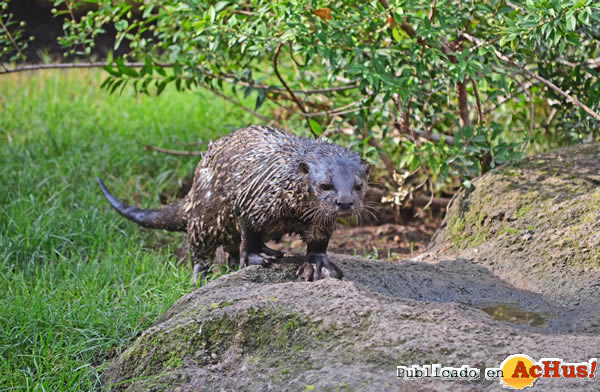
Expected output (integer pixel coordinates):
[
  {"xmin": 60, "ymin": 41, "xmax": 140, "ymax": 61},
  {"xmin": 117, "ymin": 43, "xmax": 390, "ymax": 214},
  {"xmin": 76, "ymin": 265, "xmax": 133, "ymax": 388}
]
[
  {"xmin": 463, "ymin": 33, "xmax": 600, "ymax": 122},
  {"xmin": 429, "ymin": 0, "xmax": 438, "ymax": 22},
  {"xmin": 0, "ymin": 61, "xmax": 146, "ymax": 74},
  {"xmin": 273, "ymin": 41, "xmax": 317, "ymax": 137},
  {"xmin": 504, "ymin": 71, "xmax": 535, "ymax": 144},
  {"xmin": 392, "ymin": 121, "xmax": 455, "ymax": 146},
  {"xmin": 544, "ymin": 107, "xmax": 558, "ymax": 133},
  {"xmin": 0, "ymin": 16, "xmax": 26, "ymax": 62},
  {"xmin": 214, "ymin": 72, "xmax": 360, "ymax": 94},
  {"xmin": 199, "ymin": 84, "xmax": 277, "ymax": 125},
  {"xmin": 273, "ymin": 42, "xmax": 307, "ymax": 113},
  {"xmin": 484, "ymin": 79, "xmax": 537, "ymax": 114},
  {"xmin": 298, "ymin": 100, "xmax": 364, "ymax": 118},
  {"xmin": 63, "ymin": 0, "xmax": 95, "ymax": 63},
  {"xmin": 412, "ymin": 195, "xmax": 450, "ymax": 209},
  {"xmin": 457, "ymin": 81, "xmax": 471, "ymax": 127},
  {"xmin": 1, "ymin": 62, "xmax": 359, "ymax": 96},
  {"xmin": 378, "ymin": 0, "xmax": 453, "ymax": 56},
  {"xmin": 470, "ymin": 78, "xmax": 483, "ymax": 125},
  {"xmin": 367, "ymin": 138, "xmax": 399, "ymax": 188}
]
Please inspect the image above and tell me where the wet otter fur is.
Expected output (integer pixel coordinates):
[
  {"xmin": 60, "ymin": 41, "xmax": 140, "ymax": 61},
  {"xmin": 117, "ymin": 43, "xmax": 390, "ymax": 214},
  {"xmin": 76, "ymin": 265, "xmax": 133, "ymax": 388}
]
[{"xmin": 98, "ymin": 125, "xmax": 371, "ymax": 282}]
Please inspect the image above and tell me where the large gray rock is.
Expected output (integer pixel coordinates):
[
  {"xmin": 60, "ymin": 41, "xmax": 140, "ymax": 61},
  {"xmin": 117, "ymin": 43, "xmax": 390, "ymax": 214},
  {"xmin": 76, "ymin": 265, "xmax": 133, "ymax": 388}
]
[
  {"xmin": 103, "ymin": 144, "xmax": 600, "ymax": 391},
  {"xmin": 429, "ymin": 143, "xmax": 600, "ymax": 305}
]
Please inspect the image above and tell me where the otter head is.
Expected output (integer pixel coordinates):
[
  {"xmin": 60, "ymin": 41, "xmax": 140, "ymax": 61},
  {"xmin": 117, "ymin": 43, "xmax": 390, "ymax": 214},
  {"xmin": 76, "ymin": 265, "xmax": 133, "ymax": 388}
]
[{"xmin": 299, "ymin": 155, "xmax": 371, "ymax": 221}]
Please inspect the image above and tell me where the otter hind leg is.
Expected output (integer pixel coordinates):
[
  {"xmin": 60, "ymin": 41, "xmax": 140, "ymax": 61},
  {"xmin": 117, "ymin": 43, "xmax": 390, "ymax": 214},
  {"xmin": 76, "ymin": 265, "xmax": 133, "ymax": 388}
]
[
  {"xmin": 190, "ymin": 245, "xmax": 213, "ymax": 285},
  {"xmin": 188, "ymin": 221, "xmax": 216, "ymax": 285},
  {"xmin": 239, "ymin": 224, "xmax": 283, "ymax": 267},
  {"xmin": 192, "ymin": 262, "xmax": 208, "ymax": 285}
]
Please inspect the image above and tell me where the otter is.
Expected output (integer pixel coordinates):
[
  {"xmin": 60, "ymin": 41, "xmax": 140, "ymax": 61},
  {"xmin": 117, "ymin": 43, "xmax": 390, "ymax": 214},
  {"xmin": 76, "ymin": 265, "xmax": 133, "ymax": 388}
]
[{"xmin": 97, "ymin": 125, "xmax": 371, "ymax": 282}]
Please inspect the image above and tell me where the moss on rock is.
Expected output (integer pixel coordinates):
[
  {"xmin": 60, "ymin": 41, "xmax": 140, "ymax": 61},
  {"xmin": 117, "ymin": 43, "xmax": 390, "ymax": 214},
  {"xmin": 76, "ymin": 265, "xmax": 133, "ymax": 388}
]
[{"xmin": 430, "ymin": 143, "xmax": 600, "ymax": 297}]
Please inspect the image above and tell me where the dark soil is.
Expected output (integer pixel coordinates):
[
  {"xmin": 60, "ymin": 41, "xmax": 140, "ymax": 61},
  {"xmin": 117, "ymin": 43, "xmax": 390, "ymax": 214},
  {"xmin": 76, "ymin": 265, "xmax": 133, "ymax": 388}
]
[
  {"xmin": 269, "ymin": 219, "xmax": 442, "ymax": 261},
  {"xmin": 7, "ymin": 0, "xmax": 129, "ymax": 62}
]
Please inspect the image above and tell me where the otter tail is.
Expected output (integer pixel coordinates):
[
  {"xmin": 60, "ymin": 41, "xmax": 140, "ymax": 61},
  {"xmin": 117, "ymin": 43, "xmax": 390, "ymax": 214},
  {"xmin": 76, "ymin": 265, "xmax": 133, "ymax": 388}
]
[{"xmin": 97, "ymin": 177, "xmax": 187, "ymax": 232}]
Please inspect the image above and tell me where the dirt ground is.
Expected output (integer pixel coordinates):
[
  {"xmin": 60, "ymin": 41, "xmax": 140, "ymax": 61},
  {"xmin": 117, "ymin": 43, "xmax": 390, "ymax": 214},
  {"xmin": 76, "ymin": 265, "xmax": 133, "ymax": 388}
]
[{"xmin": 270, "ymin": 213, "xmax": 443, "ymax": 261}]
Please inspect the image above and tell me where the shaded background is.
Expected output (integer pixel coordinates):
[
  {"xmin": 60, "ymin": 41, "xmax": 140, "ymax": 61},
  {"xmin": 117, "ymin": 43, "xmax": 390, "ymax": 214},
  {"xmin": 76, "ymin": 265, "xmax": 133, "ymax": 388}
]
[{"xmin": 9, "ymin": 0, "xmax": 126, "ymax": 61}]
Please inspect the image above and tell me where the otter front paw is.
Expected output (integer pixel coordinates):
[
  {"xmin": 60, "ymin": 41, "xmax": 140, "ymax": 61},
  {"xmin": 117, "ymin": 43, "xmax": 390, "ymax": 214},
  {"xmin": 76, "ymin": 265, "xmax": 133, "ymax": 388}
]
[
  {"xmin": 260, "ymin": 245, "xmax": 284, "ymax": 259},
  {"xmin": 296, "ymin": 253, "xmax": 343, "ymax": 281},
  {"xmin": 242, "ymin": 252, "xmax": 272, "ymax": 267},
  {"xmin": 241, "ymin": 245, "xmax": 284, "ymax": 268}
]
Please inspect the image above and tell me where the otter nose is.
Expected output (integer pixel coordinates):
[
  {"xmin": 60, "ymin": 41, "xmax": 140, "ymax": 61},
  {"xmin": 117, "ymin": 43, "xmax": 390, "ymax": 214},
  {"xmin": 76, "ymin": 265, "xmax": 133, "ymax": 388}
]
[{"xmin": 335, "ymin": 200, "xmax": 353, "ymax": 210}]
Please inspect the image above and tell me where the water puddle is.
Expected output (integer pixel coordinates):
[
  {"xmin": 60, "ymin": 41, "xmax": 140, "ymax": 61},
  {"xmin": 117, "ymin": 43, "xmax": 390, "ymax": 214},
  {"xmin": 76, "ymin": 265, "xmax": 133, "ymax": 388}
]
[{"xmin": 479, "ymin": 303, "xmax": 549, "ymax": 328}]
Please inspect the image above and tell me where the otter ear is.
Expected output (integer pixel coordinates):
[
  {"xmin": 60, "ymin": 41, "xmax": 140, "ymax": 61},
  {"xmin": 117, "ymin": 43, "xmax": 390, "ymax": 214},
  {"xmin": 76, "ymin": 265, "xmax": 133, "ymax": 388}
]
[
  {"xmin": 298, "ymin": 162, "xmax": 310, "ymax": 175},
  {"xmin": 361, "ymin": 160, "xmax": 372, "ymax": 178}
]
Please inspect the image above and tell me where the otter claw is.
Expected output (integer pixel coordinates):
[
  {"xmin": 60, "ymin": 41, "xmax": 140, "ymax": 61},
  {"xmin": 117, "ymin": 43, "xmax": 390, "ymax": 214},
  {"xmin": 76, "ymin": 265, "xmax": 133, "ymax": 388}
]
[
  {"xmin": 296, "ymin": 262, "xmax": 315, "ymax": 281},
  {"xmin": 296, "ymin": 254, "xmax": 343, "ymax": 281},
  {"xmin": 244, "ymin": 253, "xmax": 272, "ymax": 267},
  {"xmin": 260, "ymin": 245, "xmax": 284, "ymax": 259}
]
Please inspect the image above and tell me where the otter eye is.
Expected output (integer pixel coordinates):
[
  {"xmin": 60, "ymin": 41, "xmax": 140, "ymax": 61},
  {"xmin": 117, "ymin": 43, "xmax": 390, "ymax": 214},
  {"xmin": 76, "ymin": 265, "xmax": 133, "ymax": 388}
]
[
  {"xmin": 320, "ymin": 183, "xmax": 333, "ymax": 191},
  {"xmin": 354, "ymin": 184, "xmax": 362, "ymax": 191}
]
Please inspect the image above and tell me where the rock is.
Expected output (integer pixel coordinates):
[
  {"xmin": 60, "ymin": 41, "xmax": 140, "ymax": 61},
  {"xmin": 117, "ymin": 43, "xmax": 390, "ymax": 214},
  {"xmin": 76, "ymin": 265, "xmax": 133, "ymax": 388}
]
[
  {"xmin": 429, "ymin": 143, "xmax": 600, "ymax": 301},
  {"xmin": 103, "ymin": 144, "xmax": 600, "ymax": 391}
]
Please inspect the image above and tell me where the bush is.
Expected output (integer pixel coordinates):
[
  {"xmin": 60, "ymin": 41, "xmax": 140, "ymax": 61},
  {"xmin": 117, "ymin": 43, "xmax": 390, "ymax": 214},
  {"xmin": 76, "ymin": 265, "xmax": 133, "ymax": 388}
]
[{"xmin": 2, "ymin": 0, "xmax": 599, "ymax": 198}]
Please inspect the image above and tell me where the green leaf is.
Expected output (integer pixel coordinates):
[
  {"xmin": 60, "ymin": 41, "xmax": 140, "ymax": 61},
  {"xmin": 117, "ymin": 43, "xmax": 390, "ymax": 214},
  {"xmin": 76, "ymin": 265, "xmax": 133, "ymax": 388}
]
[
  {"xmin": 155, "ymin": 65, "xmax": 166, "ymax": 77},
  {"xmin": 566, "ymin": 14, "xmax": 576, "ymax": 31},
  {"xmin": 100, "ymin": 76, "xmax": 115, "ymax": 90},
  {"xmin": 409, "ymin": 156, "xmax": 420, "ymax": 172},
  {"xmin": 214, "ymin": 1, "xmax": 229, "ymax": 13},
  {"xmin": 115, "ymin": 57, "xmax": 139, "ymax": 78},
  {"xmin": 115, "ymin": 20, "xmax": 128, "ymax": 32},
  {"xmin": 309, "ymin": 119, "xmax": 323, "ymax": 135},
  {"xmin": 118, "ymin": 79, "xmax": 129, "ymax": 96},
  {"xmin": 142, "ymin": 56, "xmax": 153, "ymax": 76},
  {"xmin": 156, "ymin": 80, "xmax": 167, "ymax": 96},
  {"xmin": 255, "ymin": 88, "xmax": 266, "ymax": 110},
  {"xmin": 209, "ymin": 6, "xmax": 216, "ymax": 24},
  {"xmin": 173, "ymin": 62, "xmax": 182, "ymax": 76},
  {"xmin": 106, "ymin": 50, "xmax": 113, "ymax": 67},
  {"xmin": 243, "ymin": 86, "xmax": 253, "ymax": 99},
  {"xmin": 109, "ymin": 79, "xmax": 124, "ymax": 94},
  {"xmin": 392, "ymin": 27, "xmax": 409, "ymax": 43},
  {"xmin": 577, "ymin": 9, "xmax": 590, "ymax": 25},
  {"xmin": 103, "ymin": 64, "xmax": 120, "ymax": 77}
]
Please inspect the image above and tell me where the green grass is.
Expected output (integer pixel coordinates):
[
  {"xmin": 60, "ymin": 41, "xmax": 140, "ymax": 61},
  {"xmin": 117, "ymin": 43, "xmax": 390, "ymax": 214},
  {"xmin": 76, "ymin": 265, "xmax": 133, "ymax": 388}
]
[{"xmin": 0, "ymin": 69, "xmax": 259, "ymax": 391}]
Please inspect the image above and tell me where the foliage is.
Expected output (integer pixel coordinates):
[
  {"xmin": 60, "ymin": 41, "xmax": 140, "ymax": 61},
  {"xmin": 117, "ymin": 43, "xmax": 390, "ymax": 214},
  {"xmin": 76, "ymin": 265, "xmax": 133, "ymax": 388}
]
[
  {"xmin": 2, "ymin": 0, "xmax": 600, "ymax": 196},
  {"xmin": 0, "ymin": 1, "xmax": 32, "ymax": 64}
]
